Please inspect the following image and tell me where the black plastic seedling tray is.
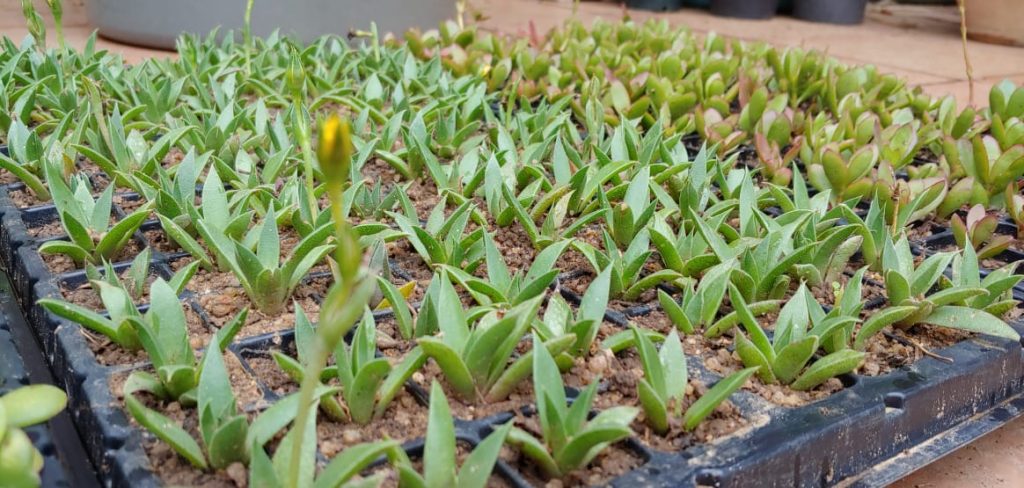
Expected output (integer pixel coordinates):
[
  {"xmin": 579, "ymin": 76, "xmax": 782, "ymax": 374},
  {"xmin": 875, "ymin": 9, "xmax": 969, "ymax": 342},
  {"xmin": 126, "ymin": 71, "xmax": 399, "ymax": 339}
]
[
  {"xmin": 0, "ymin": 270, "xmax": 100, "ymax": 488},
  {"xmin": 1, "ymin": 174, "xmax": 1024, "ymax": 487}
]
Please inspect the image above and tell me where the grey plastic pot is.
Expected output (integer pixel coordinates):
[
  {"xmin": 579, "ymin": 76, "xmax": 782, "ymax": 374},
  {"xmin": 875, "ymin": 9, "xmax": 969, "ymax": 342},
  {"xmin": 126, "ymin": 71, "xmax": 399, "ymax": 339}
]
[
  {"xmin": 709, "ymin": 0, "xmax": 780, "ymax": 19},
  {"xmin": 626, "ymin": 0, "xmax": 686, "ymax": 11},
  {"xmin": 85, "ymin": 0, "xmax": 455, "ymax": 50},
  {"xmin": 792, "ymin": 0, "xmax": 867, "ymax": 25}
]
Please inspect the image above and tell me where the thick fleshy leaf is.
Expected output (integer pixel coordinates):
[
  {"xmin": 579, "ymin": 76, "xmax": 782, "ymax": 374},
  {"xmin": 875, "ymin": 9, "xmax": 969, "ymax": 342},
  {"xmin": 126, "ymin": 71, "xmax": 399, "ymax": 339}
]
[
  {"xmin": 482, "ymin": 232, "xmax": 512, "ymax": 292},
  {"xmin": 38, "ymin": 240, "xmax": 91, "ymax": 263},
  {"xmin": 418, "ymin": 337, "xmax": 476, "ymax": 400},
  {"xmin": 853, "ymin": 306, "xmax": 918, "ymax": 351},
  {"xmin": 435, "ymin": 272, "xmax": 469, "ymax": 349},
  {"xmin": 911, "ymin": 253, "xmax": 956, "ymax": 297},
  {"xmin": 346, "ymin": 358, "xmax": 391, "ymax": 425},
  {"xmin": 249, "ymin": 445, "xmax": 281, "ymax": 488},
  {"xmin": 207, "ymin": 415, "xmax": 249, "ymax": 469},
  {"xmin": 771, "ymin": 335, "xmax": 818, "ymax": 384},
  {"xmin": 216, "ymin": 308, "xmax": 248, "ymax": 352},
  {"xmin": 683, "ymin": 367, "xmax": 757, "ymax": 431},
  {"xmin": 660, "ymin": 331, "xmax": 688, "ymax": 403},
  {"xmin": 458, "ymin": 421, "xmax": 513, "ymax": 488},
  {"xmin": 633, "ymin": 326, "xmax": 666, "ymax": 399},
  {"xmin": 198, "ymin": 347, "xmax": 237, "ymax": 442},
  {"xmin": 507, "ymin": 428, "xmax": 559, "ymax": 479},
  {"xmin": 638, "ymin": 379, "xmax": 669, "ymax": 435},
  {"xmin": 579, "ymin": 267, "xmax": 612, "ymax": 325},
  {"xmin": 555, "ymin": 414, "xmax": 636, "ymax": 473},
  {"xmin": 273, "ymin": 402, "xmax": 317, "ymax": 488},
  {"xmin": 924, "ymin": 306, "xmax": 1020, "ymax": 341},
  {"xmin": 247, "ymin": 388, "xmax": 336, "ymax": 448},
  {"xmin": 0, "ymin": 385, "xmax": 67, "ymax": 428},
  {"xmin": 148, "ymin": 278, "xmax": 193, "ymax": 367},
  {"xmin": 0, "ymin": 427, "xmax": 40, "ymax": 487},
  {"xmin": 376, "ymin": 277, "xmax": 414, "ymax": 339},
  {"xmin": 927, "ymin": 287, "xmax": 987, "ymax": 307},
  {"xmin": 885, "ymin": 269, "xmax": 912, "ymax": 305},
  {"xmin": 512, "ymin": 269, "xmax": 559, "ymax": 305},
  {"xmin": 159, "ymin": 214, "xmax": 214, "ymax": 269},
  {"xmin": 38, "ymin": 298, "xmax": 133, "ymax": 348},
  {"xmin": 464, "ymin": 315, "xmax": 521, "ymax": 387},
  {"xmin": 705, "ymin": 299, "xmax": 782, "ymax": 338},
  {"xmin": 659, "ymin": 290, "xmax": 694, "ymax": 334},
  {"xmin": 735, "ymin": 333, "xmax": 776, "ymax": 384},
  {"xmin": 424, "ymin": 382, "xmax": 457, "ymax": 488},
  {"xmin": 486, "ymin": 334, "xmax": 575, "ymax": 403},
  {"xmin": 125, "ymin": 395, "xmax": 207, "ymax": 469},
  {"xmin": 790, "ymin": 350, "xmax": 864, "ymax": 391},
  {"xmin": 61, "ymin": 210, "xmax": 95, "ymax": 251},
  {"xmin": 532, "ymin": 335, "xmax": 568, "ymax": 447},
  {"xmin": 756, "ymin": 242, "xmax": 815, "ymax": 300},
  {"xmin": 94, "ymin": 210, "xmax": 149, "ymax": 259},
  {"xmin": 575, "ymin": 267, "xmax": 612, "ymax": 353},
  {"xmin": 730, "ymin": 285, "xmax": 774, "ymax": 361}
]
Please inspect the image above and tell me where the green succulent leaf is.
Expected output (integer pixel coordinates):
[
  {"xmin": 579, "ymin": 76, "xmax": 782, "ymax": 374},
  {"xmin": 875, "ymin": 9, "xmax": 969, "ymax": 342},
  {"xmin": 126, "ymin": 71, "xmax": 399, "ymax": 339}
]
[
  {"xmin": 923, "ymin": 306, "xmax": 1020, "ymax": 341},
  {"xmin": 683, "ymin": 366, "xmax": 757, "ymax": 431},
  {"xmin": 0, "ymin": 385, "xmax": 67, "ymax": 428},
  {"xmin": 790, "ymin": 350, "xmax": 864, "ymax": 391},
  {"xmin": 125, "ymin": 395, "xmax": 208, "ymax": 470}
]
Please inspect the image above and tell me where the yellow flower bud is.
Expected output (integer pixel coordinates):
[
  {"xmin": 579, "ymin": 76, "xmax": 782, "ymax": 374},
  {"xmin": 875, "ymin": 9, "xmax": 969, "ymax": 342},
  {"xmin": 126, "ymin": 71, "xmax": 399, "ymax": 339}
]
[{"xmin": 317, "ymin": 115, "xmax": 353, "ymax": 186}]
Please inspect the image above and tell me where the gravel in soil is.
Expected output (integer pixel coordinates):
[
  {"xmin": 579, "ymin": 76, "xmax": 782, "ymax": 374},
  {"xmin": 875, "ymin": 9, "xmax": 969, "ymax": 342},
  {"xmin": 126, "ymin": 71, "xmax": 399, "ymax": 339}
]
[
  {"xmin": 242, "ymin": 354, "xmax": 295, "ymax": 398},
  {"xmin": 410, "ymin": 358, "xmax": 535, "ymax": 421},
  {"xmin": 197, "ymin": 285, "xmax": 321, "ymax": 339},
  {"xmin": 26, "ymin": 219, "xmax": 64, "ymax": 239},
  {"xmin": 0, "ymin": 169, "xmax": 22, "ymax": 185},
  {"xmin": 172, "ymin": 257, "xmax": 238, "ymax": 292},
  {"xmin": 905, "ymin": 218, "xmax": 946, "ymax": 244},
  {"xmin": 185, "ymin": 262, "xmax": 322, "ymax": 339},
  {"xmin": 77, "ymin": 327, "xmax": 149, "ymax": 366},
  {"xmin": 633, "ymin": 381, "xmax": 750, "ymax": 452},
  {"xmin": 143, "ymin": 228, "xmax": 182, "ymax": 254},
  {"xmin": 859, "ymin": 323, "xmax": 973, "ymax": 376},
  {"xmin": 376, "ymin": 316, "xmax": 417, "ymax": 358},
  {"xmin": 315, "ymin": 390, "xmax": 428, "ymax": 456},
  {"xmin": 386, "ymin": 243, "xmax": 435, "ymax": 301},
  {"xmin": 486, "ymin": 219, "xmax": 537, "ymax": 275},
  {"xmin": 113, "ymin": 193, "xmax": 152, "ymax": 215},
  {"xmin": 8, "ymin": 187, "xmax": 52, "ymax": 208},
  {"xmin": 810, "ymin": 267, "xmax": 887, "ymax": 308}
]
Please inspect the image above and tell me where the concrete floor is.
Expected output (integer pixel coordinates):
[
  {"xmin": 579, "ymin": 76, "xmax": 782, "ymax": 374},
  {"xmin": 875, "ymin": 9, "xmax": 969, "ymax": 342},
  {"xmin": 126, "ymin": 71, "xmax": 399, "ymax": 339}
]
[{"xmin": 1, "ymin": 0, "xmax": 1023, "ymax": 486}]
